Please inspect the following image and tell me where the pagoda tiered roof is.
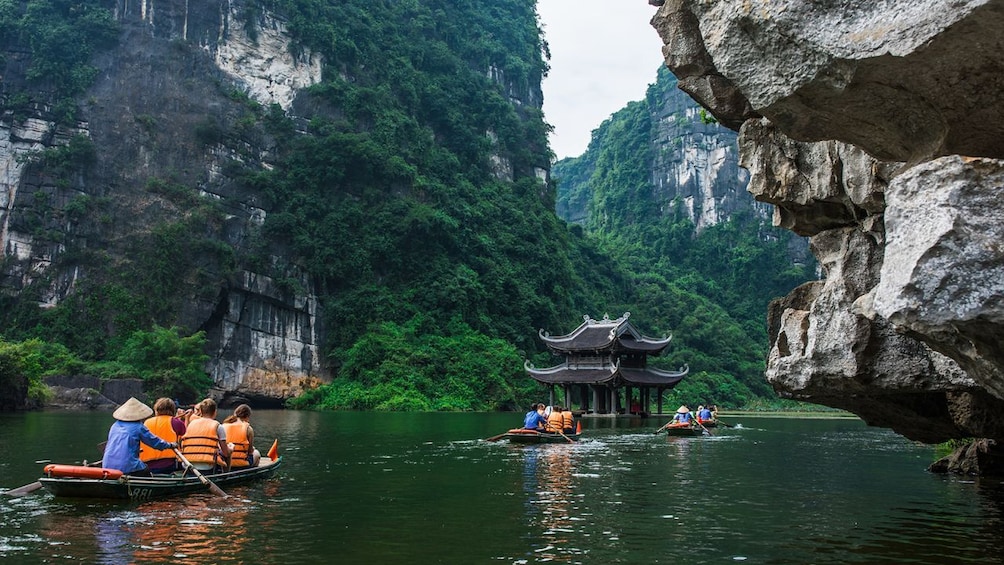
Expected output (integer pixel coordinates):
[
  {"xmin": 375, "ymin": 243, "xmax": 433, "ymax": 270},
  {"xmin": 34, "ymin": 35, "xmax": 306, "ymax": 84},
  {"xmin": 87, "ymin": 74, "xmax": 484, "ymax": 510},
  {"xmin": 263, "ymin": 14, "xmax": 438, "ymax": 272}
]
[
  {"xmin": 523, "ymin": 359, "xmax": 689, "ymax": 387},
  {"xmin": 538, "ymin": 312, "xmax": 673, "ymax": 354}
]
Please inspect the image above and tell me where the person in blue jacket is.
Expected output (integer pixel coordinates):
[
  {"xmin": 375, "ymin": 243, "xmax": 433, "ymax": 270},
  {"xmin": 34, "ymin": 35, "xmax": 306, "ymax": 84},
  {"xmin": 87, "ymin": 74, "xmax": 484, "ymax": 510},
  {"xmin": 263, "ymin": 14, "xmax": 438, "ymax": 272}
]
[
  {"xmin": 523, "ymin": 403, "xmax": 548, "ymax": 430},
  {"xmin": 668, "ymin": 405, "xmax": 692, "ymax": 425},
  {"xmin": 103, "ymin": 397, "xmax": 178, "ymax": 477}
]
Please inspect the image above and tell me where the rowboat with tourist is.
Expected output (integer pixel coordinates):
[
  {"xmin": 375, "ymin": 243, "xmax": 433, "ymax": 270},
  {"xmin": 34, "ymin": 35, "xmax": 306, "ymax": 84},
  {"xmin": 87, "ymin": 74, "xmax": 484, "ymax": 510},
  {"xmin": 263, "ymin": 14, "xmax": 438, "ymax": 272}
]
[
  {"xmin": 654, "ymin": 405, "xmax": 718, "ymax": 436},
  {"xmin": 3, "ymin": 396, "xmax": 283, "ymax": 501},
  {"xmin": 490, "ymin": 428, "xmax": 582, "ymax": 444},
  {"xmin": 485, "ymin": 403, "xmax": 582, "ymax": 444},
  {"xmin": 35, "ymin": 455, "xmax": 283, "ymax": 500}
]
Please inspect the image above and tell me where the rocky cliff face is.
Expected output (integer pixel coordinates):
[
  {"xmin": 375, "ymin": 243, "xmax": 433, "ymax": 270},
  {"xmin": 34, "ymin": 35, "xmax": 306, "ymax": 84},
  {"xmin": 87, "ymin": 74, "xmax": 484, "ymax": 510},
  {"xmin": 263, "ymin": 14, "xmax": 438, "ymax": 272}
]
[
  {"xmin": 651, "ymin": 0, "xmax": 1004, "ymax": 472},
  {"xmin": 1, "ymin": 0, "xmax": 325, "ymax": 403},
  {"xmin": 555, "ymin": 68, "xmax": 769, "ymax": 232}
]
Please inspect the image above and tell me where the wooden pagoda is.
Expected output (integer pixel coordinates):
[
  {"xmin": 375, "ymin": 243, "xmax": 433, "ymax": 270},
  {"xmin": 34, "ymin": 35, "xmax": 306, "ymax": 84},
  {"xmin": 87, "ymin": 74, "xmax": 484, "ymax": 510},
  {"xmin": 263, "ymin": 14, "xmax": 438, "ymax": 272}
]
[{"xmin": 524, "ymin": 313, "xmax": 688, "ymax": 417}]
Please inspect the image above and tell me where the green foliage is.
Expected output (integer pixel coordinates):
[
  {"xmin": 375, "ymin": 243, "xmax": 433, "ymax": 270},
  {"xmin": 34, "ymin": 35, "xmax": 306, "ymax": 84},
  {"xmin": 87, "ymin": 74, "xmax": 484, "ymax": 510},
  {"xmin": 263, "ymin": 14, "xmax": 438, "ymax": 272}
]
[
  {"xmin": 0, "ymin": 338, "xmax": 71, "ymax": 407},
  {"xmin": 0, "ymin": 0, "xmax": 119, "ymax": 123},
  {"xmin": 113, "ymin": 326, "xmax": 212, "ymax": 402},
  {"xmin": 288, "ymin": 315, "xmax": 538, "ymax": 411},
  {"xmin": 1, "ymin": 1, "xmax": 815, "ymax": 414}
]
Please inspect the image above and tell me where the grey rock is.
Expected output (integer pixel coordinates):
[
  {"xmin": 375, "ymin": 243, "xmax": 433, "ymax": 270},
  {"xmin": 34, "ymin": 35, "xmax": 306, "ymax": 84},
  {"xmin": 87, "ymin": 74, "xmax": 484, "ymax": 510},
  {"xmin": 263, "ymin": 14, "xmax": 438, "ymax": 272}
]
[{"xmin": 652, "ymin": 0, "xmax": 1004, "ymax": 161}]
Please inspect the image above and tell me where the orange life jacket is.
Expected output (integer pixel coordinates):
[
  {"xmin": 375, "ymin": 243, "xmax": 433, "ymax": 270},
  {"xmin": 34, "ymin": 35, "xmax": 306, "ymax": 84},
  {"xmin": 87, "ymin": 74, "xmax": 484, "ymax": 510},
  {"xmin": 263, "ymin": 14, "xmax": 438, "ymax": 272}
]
[
  {"xmin": 223, "ymin": 420, "xmax": 252, "ymax": 468},
  {"xmin": 546, "ymin": 411, "xmax": 564, "ymax": 432},
  {"xmin": 182, "ymin": 417, "xmax": 223, "ymax": 466},
  {"xmin": 140, "ymin": 415, "xmax": 180, "ymax": 462},
  {"xmin": 562, "ymin": 411, "xmax": 574, "ymax": 431}
]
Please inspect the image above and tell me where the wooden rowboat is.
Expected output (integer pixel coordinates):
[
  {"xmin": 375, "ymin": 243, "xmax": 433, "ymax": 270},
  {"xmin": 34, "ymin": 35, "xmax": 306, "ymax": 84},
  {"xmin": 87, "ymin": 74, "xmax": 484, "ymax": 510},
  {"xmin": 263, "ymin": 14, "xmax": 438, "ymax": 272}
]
[
  {"xmin": 664, "ymin": 425, "xmax": 705, "ymax": 437},
  {"xmin": 499, "ymin": 429, "xmax": 581, "ymax": 444},
  {"xmin": 38, "ymin": 456, "xmax": 283, "ymax": 501}
]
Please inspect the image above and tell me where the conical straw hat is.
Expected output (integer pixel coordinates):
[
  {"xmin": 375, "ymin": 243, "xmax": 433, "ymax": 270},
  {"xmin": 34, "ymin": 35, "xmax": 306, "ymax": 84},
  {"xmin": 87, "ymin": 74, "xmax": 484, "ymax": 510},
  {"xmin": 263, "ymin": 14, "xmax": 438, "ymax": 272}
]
[
  {"xmin": 676, "ymin": 405, "xmax": 690, "ymax": 414},
  {"xmin": 113, "ymin": 397, "xmax": 153, "ymax": 422}
]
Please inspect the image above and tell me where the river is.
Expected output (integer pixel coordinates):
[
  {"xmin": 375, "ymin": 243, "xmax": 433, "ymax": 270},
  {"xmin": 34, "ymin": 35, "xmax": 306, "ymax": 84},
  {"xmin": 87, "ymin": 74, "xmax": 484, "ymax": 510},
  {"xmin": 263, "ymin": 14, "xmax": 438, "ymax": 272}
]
[{"xmin": 1, "ymin": 410, "xmax": 1003, "ymax": 564}]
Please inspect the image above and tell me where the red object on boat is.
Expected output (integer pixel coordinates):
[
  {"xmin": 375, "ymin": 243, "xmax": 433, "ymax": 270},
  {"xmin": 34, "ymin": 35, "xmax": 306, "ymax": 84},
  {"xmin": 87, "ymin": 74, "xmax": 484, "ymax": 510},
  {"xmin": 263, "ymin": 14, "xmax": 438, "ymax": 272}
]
[
  {"xmin": 43, "ymin": 465, "xmax": 123, "ymax": 480},
  {"xmin": 267, "ymin": 439, "xmax": 279, "ymax": 460}
]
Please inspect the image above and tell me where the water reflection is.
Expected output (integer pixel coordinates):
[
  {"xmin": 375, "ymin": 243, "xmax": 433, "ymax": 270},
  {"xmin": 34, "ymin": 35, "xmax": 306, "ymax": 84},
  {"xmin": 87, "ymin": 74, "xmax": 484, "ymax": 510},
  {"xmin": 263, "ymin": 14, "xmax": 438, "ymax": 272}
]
[
  {"xmin": 32, "ymin": 482, "xmax": 281, "ymax": 564},
  {"xmin": 519, "ymin": 443, "xmax": 583, "ymax": 562},
  {"xmin": 7, "ymin": 413, "xmax": 1004, "ymax": 564}
]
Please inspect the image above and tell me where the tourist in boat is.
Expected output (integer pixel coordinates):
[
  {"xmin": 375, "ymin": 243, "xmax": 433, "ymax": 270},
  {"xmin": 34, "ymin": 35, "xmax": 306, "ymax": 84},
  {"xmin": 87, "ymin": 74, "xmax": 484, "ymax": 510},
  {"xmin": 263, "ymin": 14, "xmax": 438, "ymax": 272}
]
[
  {"xmin": 524, "ymin": 403, "xmax": 548, "ymax": 430},
  {"xmin": 140, "ymin": 397, "xmax": 187, "ymax": 475},
  {"xmin": 561, "ymin": 406, "xmax": 575, "ymax": 434},
  {"xmin": 181, "ymin": 398, "xmax": 232, "ymax": 473},
  {"xmin": 667, "ymin": 405, "xmax": 692, "ymax": 427},
  {"xmin": 546, "ymin": 405, "xmax": 565, "ymax": 433},
  {"xmin": 222, "ymin": 404, "xmax": 261, "ymax": 469},
  {"xmin": 696, "ymin": 405, "xmax": 714, "ymax": 424},
  {"xmin": 104, "ymin": 397, "xmax": 178, "ymax": 477}
]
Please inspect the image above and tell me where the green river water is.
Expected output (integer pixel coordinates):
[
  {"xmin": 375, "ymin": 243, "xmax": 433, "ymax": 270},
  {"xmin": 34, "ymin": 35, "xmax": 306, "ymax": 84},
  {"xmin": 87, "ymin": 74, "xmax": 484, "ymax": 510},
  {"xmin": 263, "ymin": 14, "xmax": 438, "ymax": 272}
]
[{"xmin": 2, "ymin": 410, "xmax": 1003, "ymax": 564}]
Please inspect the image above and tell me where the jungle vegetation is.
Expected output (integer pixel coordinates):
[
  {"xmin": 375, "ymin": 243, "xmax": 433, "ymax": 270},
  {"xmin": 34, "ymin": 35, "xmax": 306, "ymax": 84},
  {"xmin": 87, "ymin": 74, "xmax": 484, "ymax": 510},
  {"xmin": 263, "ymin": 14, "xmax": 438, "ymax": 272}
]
[{"xmin": 0, "ymin": 1, "xmax": 815, "ymax": 411}]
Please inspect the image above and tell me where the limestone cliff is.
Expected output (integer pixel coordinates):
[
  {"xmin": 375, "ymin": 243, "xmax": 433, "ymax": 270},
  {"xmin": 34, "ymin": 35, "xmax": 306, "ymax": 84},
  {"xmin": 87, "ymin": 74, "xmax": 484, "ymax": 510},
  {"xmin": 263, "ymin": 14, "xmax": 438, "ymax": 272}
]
[
  {"xmin": 554, "ymin": 67, "xmax": 767, "ymax": 232},
  {"xmin": 651, "ymin": 0, "xmax": 1004, "ymax": 472},
  {"xmin": 1, "ymin": 0, "xmax": 326, "ymax": 403}
]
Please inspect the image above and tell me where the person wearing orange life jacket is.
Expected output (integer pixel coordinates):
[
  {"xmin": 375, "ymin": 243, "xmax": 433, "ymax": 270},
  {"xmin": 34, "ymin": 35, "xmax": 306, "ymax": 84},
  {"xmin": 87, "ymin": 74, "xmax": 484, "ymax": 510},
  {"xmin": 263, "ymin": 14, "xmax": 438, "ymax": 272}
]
[
  {"xmin": 222, "ymin": 404, "xmax": 261, "ymax": 468},
  {"xmin": 545, "ymin": 406, "xmax": 565, "ymax": 433},
  {"xmin": 561, "ymin": 407, "xmax": 575, "ymax": 434},
  {"xmin": 140, "ymin": 397, "xmax": 187, "ymax": 474},
  {"xmin": 181, "ymin": 399, "xmax": 231, "ymax": 472}
]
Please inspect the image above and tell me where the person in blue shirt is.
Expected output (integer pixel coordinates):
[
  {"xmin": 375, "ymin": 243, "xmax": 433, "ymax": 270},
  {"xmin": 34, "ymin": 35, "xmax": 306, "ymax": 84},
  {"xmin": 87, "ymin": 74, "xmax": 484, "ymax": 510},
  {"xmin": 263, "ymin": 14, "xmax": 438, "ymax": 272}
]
[
  {"xmin": 697, "ymin": 405, "xmax": 714, "ymax": 423},
  {"xmin": 668, "ymin": 405, "xmax": 692, "ymax": 426},
  {"xmin": 103, "ymin": 397, "xmax": 177, "ymax": 477},
  {"xmin": 523, "ymin": 403, "xmax": 548, "ymax": 430}
]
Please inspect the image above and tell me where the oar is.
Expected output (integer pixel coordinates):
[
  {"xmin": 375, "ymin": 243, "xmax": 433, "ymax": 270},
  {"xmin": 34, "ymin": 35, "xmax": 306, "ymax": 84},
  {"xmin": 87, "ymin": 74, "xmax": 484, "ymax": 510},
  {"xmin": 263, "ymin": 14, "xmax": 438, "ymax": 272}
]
[
  {"xmin": 695, "ymin": 420, "xmax": 714, "ymax": 436},
  {"xmin": 481, "ymin": 431, "xmax": 506, "ymax": 443},
  {"xmin": 653, "ymin": 423, "xmax": 670, "ymax": 435},
  {"xmin": 715, "ymin": 418, "xmax": 734, "ymax": 428},
  {"xmin": 4, "ymin": 459, "xmax": 103, "ymax": 497},
  {"xmin": 173, "ymin": 447, "xmax": 228, "ymax": 498},
  {"xmin": 554, "ymin": 428, "xmax": 574, "ymax": 444}
]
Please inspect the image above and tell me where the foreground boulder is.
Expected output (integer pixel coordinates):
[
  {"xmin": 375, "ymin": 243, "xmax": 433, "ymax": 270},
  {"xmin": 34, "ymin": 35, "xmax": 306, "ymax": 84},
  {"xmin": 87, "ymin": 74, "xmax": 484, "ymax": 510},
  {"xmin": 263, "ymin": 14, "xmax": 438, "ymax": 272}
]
[{"xmin": 651, "ymin": 0, "xmax": 1004, "ymax": 473}]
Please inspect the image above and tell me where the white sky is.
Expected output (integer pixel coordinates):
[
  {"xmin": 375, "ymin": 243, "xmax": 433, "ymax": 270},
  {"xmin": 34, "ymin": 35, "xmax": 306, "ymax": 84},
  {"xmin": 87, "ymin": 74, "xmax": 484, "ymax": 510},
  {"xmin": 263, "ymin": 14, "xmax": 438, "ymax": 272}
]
[{"xmin": 537, "ymin": 0, "xmax": 666, "ymax": 160}]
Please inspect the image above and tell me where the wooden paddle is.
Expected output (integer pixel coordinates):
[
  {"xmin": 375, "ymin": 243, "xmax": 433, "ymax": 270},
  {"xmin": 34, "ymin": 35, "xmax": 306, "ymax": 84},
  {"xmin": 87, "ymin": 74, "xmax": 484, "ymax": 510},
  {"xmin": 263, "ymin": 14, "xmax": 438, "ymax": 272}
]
[
  {"xmin": 4, "ymin": 459, "xmax": 103, "ymax": 497},
  {"xmin": 715, "ymin": 418, "xmax": 734, "ymax": 428},
  {"xmin": 695, "ymin": 420, "xmax": 713, "ymax": 436},
  {"xmin": 653, "ymin": 423, "xmax": 670, "ymax": 435},
  {"xmin": 173, "ymin": 447, "xmax": 228, "ymax": 498},
  {"xmin": 553, "ymin": 428, "xmax": 575, "ymax": 444},
  {"xmin": 485, "ymin": 432, "xmax": 510, "ymax": 442}
]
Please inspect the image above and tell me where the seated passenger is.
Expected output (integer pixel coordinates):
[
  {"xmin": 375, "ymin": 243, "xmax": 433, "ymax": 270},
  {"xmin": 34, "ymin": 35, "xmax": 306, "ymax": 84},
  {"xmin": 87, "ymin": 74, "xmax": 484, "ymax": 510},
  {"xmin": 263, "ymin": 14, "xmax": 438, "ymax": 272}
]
[
  {"xmin": 667, "ymin": 405, "xmax": 692, "ymax": 427},
  {"xmin": 523, "ymin": 403, "xmax": 547, "ymax": 430},
  {"xmin": 561, "ymin": 407, "xmax": 575, "ymax": 434},
  {"xmin": 104, "ymin": 397, "xmax": 177, "ymax": 477},
  {"xmin": 181, "ymin": 399, "xmax": 231, "ymax": 473},
  {"xmin": 222, "ymin": 404, "xmax": 261, "ymax": 469},
  {"xmin": 546, "ymin": 406, "xmax": 565, "ymax": 433},
  {"xmin": 697, "ymin": 405, "xmax": 714, "ymax": 423},
  {"xmin": 140, "ymin": 397, "xmax": 187, "ymax": 475}
]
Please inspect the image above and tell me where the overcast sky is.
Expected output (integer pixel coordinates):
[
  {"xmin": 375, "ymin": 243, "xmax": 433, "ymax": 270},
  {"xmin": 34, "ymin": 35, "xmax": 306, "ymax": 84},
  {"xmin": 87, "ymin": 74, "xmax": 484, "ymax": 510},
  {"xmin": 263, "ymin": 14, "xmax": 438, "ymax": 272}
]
[{"xmin": 537, "ymin": 0, "xmax": 666, "ymax": 160}]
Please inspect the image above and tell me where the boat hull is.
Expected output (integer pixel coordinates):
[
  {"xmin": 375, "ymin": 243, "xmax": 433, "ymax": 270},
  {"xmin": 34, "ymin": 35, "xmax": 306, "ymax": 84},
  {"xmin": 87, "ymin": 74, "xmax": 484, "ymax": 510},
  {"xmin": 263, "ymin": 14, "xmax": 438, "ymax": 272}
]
[
  {"xmin": 502, "ymin": 430, "xmax": 581, "ymax": 444},
  {"xmin": 39, "ymin": 457, "xmax": 283, "ymax": 501},
  {"xmin": 664, "ymin": 426, "xmax": 704, "ymax": 437}
]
